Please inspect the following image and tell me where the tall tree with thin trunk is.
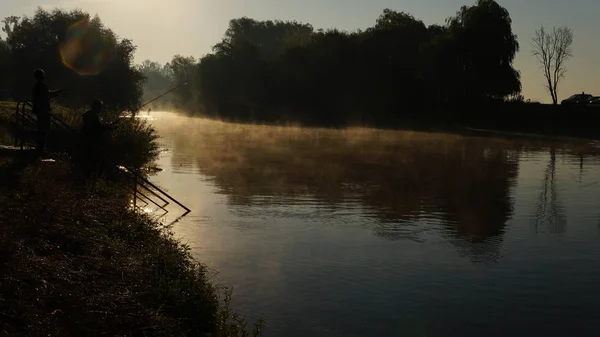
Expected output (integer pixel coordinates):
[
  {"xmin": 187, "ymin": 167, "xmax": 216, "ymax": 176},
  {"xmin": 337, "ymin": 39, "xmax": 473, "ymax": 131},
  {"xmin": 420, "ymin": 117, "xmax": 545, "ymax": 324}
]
[{"xmin": 532, "ymin": 26, "xmax": 574, "ymax": 105}]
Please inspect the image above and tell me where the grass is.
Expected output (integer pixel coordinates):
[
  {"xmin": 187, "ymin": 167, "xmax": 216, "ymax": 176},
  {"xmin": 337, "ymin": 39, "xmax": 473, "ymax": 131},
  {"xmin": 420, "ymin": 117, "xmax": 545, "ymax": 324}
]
[
  {"xmin": 0, "ymin": 153, "xmax": 263, "ymax": 336},
  {"xmin": 0, "ymin": 100, "xmax": 264, "ymax": 336}
]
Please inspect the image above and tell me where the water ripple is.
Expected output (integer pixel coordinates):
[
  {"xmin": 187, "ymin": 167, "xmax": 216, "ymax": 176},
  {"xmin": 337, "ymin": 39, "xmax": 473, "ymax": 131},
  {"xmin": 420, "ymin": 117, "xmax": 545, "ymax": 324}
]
[{"xmin": 147, "ymin": 112, "xmax": 600, "ymax": 337}]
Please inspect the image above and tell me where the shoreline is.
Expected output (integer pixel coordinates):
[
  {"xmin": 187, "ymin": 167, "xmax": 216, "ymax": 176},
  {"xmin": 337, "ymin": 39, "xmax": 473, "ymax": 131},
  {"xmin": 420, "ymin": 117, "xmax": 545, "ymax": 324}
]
[
  {"xmin": 181, "ymin": 114, "xmax": 600, "ymax": 144},
  {"xmin": 0, "ymin": 149, "xmax": 262, "ymax": 336},
  {"xmin": 0, "ymin": 99, "xmax": 597, "ymax": 335},
  {"xmin": 170, "ymin": 101, "xmax": 600, "ymax": 142},
  {"xmin": 3, "ymin": 99, "xmax": 598, "ymax": 150}
]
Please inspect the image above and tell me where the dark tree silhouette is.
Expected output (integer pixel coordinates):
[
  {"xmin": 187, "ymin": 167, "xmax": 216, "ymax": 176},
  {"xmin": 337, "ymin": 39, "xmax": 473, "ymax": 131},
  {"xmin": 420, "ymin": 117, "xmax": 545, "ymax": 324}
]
[
  {"xmin": 0, "ymin": 39, "xmax": 11, "ymax": 99},
  {"xmin": 1, "ymin": 1, "xmax": 526, "ymax": 126},
  {"xmin": 2, "ymin": 7, "xmax": 144, "ymax": 111},
  {"xmin": 139, "ymin": 60, "xmax": 171, "ymax": 107},
  {"xmin": 447, "ymin": 0, "xmax": 521, "ymax": 101},
  {"xmin": 532, "ymin": 26, "xmax": 574, "ymax": 105},
  {"xmin": 155, "ymin": 0, "xmax": 522, "ymax": 126}
]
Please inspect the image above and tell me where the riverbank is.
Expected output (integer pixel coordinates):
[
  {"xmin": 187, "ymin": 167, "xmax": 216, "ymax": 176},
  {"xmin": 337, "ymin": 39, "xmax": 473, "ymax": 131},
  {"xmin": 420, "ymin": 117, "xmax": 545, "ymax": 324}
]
[
  {"xmin": 367, "ymin": 102, "xmax": 600, "ymax": 141},
  {"xmin": 193, "ymin": 101, "xmax": 600, "ymax": 143},
  {"xmin": 0, "ymin": 151, "xmax": 262, "ymax": 335},
  {"xmin": 455, "ymin": 102, "xmax": 600, "ymax": 140},
  {"xmin": 4, "ymin": 98, "xmax": 600, "ymax": 144}
]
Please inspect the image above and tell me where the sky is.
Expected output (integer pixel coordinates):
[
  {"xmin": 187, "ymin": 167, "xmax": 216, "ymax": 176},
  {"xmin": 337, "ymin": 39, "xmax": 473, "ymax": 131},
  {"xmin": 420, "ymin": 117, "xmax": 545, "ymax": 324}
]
[{"xmin": 1, "ymin": 0, "xmax": 599, "ymax": 103}]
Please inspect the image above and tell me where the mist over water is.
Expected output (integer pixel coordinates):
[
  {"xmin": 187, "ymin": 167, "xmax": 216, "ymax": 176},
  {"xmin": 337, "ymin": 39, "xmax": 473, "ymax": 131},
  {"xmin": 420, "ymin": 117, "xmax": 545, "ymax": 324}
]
[{"xmin": 147, "ymin": 111, "xmax": 600, "ymax": 337}]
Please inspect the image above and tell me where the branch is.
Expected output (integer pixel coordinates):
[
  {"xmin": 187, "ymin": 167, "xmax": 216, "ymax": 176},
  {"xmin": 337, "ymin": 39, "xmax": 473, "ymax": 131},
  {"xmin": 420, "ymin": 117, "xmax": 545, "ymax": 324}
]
[
  {"xmin": 532, "ymin": 25, "xmax": 574, "ymax": 103},
  {"xmin": 532, "ymin": 27, "xmax": 554, "ymax": 94},
  {"xmin": 551, "ymin": 26, "xmax": 573, "ymax": 98}
]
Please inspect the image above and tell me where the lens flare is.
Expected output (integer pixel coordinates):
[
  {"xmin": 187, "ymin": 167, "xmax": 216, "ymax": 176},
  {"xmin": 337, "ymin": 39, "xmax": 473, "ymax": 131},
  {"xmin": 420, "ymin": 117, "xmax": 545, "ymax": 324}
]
[{"xmin": 59, "ymin": 18, "xmax": 117, "ymax": 76}]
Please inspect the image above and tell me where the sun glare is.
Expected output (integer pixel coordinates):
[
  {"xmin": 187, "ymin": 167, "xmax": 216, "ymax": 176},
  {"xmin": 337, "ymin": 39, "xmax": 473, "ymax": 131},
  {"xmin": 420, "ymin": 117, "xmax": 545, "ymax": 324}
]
[{"xmin": 59, "ymin": 17, "xmax": 117, "ymax": 76}]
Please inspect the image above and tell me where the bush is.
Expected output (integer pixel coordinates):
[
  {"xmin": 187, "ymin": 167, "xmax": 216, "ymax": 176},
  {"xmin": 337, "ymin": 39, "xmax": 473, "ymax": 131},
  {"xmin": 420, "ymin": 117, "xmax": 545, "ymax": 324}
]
[{"xmin": 0, "ymin": 101, "xmax": 160, "ymax": 172}]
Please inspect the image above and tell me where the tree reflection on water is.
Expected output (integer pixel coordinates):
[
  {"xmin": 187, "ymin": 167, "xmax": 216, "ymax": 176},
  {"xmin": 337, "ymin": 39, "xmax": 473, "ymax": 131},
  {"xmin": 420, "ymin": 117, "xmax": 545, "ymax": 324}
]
[{"xmin": 157, "ymin": 117, "xmax": 597, "ymax": 263}]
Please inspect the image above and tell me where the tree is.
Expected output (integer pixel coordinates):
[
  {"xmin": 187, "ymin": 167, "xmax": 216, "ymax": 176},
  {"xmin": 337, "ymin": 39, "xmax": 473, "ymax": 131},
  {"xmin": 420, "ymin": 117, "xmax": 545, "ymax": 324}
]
[
  {"xmin": 213, "ymin": 17, "xmax": 313, "ymax": 58},
  {"xmin": 364, "ymin": 10, "xmax": 429, "ymax": 111},
  {"xmin": 3, "ymin": 7, "xmax": 144, "ymax": 111},
  {"xmin": 174, "ymin": 1, "xmax": 527, "ymax": 126},
  {"xmin": 139, "ymin": 59, "xmax": 172, "ymax": 107},
  {"xmin": 0, "ymin": 39, "xmax": 11, "ymax": 99},
  {"xmin": 164, "ymin": 55, "xmax": 199, "ymax": 110},
  {"xmin": 532, "ymin": 26, "xmax": 574, "ymax": 105},
  {"xmin": 447, "ymin": 0, "xmax": 521, "ymax": 101},
  {"xmin": 1, "ymin": 16, "xmax": 19, "ymax": 39}
]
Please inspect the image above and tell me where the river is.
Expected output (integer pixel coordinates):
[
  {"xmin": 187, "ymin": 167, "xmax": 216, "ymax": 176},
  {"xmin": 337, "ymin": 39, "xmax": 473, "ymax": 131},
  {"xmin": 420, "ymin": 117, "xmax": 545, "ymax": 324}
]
[{"xmin": 145, "ymin": 111, "xmax": 600, "ymax": 337}]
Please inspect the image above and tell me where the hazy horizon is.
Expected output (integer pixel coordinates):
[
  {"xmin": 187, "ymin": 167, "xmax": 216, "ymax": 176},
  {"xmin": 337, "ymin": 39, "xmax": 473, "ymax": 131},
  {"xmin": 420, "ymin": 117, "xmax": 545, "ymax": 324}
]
[{"xmin": 1, "ymin": 0, "xmax": 599, "ymax": 103}]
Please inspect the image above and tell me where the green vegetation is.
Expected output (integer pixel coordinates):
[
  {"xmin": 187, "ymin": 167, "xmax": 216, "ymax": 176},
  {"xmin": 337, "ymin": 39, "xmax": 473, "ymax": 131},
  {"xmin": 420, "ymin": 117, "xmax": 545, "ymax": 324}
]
[
  {"xmin": 0, "ymin": 2, "xmax": 269, "ymax": 333},
  {"xmin": 143, "ymin": 0, "xmax": 522, "ymax": 126},
  {"xmin": 0, "ymin": 1, "xmax": 596, "ymax": 138},
  {"xmin": 134, "ymin": 0, "xmax": 600, "ymax": 140},
  {"xmin": 0, "ymin": 154, "xmax": 263, "ymax": 336},
  {"xmin": 1, "ymin": 8, "xmax": 143, "ymax": 111},
  {"xmin": 0, "ymin": 99, "xmax": 263, "ymax": 336},
  {"xmin": 0, "ymin": 101, "xmax": 159, "ymax": 171}
]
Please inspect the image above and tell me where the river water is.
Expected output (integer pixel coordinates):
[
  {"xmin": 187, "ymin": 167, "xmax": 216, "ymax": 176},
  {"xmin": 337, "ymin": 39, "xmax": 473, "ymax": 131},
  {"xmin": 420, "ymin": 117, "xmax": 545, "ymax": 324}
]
[{"xmin": 146, "ymin": 111, "xmax": 600, "ymax": 337}]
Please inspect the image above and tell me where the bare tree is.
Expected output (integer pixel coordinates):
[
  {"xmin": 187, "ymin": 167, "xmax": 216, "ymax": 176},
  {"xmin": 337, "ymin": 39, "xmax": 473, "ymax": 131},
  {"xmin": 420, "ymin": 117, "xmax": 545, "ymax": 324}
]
[{"xmin": 532, "ymin": 26, "xmax": 574, "ymax": 105}]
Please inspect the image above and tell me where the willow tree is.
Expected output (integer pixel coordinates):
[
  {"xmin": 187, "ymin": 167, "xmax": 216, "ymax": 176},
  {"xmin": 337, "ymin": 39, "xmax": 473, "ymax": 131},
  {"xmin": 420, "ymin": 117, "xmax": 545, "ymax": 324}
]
[{"xmin": 447, "ymin": 0, "xmax": 522, "ymax": 100}]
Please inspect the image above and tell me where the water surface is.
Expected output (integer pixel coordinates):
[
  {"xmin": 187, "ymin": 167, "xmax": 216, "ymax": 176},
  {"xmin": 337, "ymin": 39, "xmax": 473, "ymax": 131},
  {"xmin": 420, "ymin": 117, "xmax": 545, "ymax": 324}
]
[{"xmin": 146, "ymin": 111, "xmax": 600, "ymax": 337}]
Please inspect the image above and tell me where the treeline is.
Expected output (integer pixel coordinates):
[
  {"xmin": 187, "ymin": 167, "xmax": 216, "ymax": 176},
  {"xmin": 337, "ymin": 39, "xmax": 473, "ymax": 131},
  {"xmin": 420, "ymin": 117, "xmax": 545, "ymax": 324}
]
[
  {"xmin": 144, "ymin": 0, "xmax": 523, "ymax": 126},
  {"xmin": 138, "ymin": 56, "xmax": 197, "ymax": 111},
  {"xmin": 0, "ymin": 1, "xmax": 523, "ymax": 126},
  {"xmin": 0, "ymin": 8, "xmax": 143, "ymax": 111}
]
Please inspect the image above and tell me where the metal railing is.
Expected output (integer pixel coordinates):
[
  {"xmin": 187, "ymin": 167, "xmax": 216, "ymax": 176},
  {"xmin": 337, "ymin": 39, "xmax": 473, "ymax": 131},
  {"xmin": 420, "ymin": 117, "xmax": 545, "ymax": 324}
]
[
  {"xmin": 14, "ymin": 101, "xmax": 35, "ymax": 150},
  {"xmin": 13, "ymin": 101, "xmax": 191, "ymax": 220}
]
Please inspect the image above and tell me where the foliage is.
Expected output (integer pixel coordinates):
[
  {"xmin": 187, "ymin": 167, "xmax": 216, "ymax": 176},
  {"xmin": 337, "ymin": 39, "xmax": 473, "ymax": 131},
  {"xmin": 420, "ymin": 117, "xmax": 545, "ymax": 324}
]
[
  {"xmin": 139, "ymin": 59, "xmax": 172, "ymax": 109},
  {"xmin": 213, "ymin": 17, "xmax": 314, "ymax": 58},
  {"xmin": 146, "ymin": 0, "xmax": 522, "ymax": 126},
  {"xmin": 0, "ymin": 39, "xmax": 11, "ymax": 99},
  {"xmin": 165, "ymin": 55, "xmax": 198, "ymax": 111},
  {"xmin": 2, "ymin": 7, "xmax": 144, "ymax": 111},
  {"xmin": 447, "ymin": 0, "xmax": 521, "ymax": 100},
  {"xmin": 0, "ymin": 102, "xmax": 160, "ymax": 171},
  {"xmin": 106, "ymin": 116, "xmax": 160, "ymax": 169},
  {"xmin": 532, "ymin": 26, "xmax": 574, "ymax": 105}
]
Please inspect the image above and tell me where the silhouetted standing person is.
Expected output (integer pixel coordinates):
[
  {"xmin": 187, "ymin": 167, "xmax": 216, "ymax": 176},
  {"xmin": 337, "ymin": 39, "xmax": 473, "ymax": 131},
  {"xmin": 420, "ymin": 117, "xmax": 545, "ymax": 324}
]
[
  {"xmin": 81, "ymin": 99, "xmax": 118, "ymax": 178},
  {"xmin": 32, "ymin": 69, "xmax": 63, "ymax": 154}
]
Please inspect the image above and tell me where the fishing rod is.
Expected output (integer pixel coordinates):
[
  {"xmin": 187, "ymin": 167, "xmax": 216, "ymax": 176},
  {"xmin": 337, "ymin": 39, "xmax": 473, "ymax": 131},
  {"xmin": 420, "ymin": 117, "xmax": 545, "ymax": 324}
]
[
  {"xmin": 140, "ymin": 82, "xmax": 188, "ymax": 110},
  {"xmin": 46, "ymin": 76, "xmax": 187, "ymax": 112}
]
